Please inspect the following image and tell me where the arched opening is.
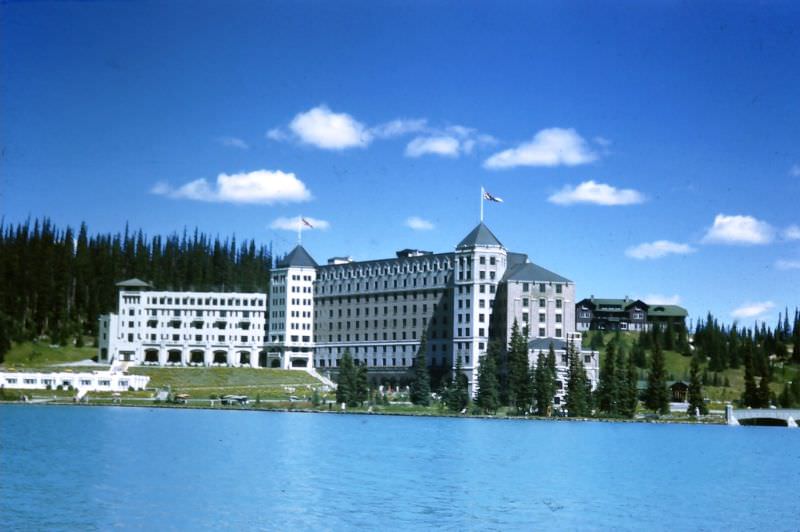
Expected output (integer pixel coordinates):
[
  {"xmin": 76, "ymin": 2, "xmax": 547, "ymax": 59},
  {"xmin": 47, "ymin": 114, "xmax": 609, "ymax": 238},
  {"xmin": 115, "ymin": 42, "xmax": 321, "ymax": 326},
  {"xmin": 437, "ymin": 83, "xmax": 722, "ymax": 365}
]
[
  {"xmin": 291, "ymin": 358, "xmax": 307, "ymax": 368},
  {"xmin": 239, "ymin": 351, "xmax": 250, "ymax": 365},
  {"xmin": 145, "ymin": 349, "xmax": 159, "ymax": 363},
  {"xmin": 270, "ymin": 359, "xmax": 281, "ymax": 368},
  {"xmin": 190, "ymin": 350, "xmax": 204, "ymax": 364},
  {"xmin": 213, "ymin": 351, "xmax": 227, "ymax": 365},
  {"xmin": 258, "ymin": 351, "xmax": 268, "ymax": 367},
  {"xmin": 167, "ymin": 350, "xmax": 182, "ymax": 364},
  {"xmin": 739, "ymin": 418, "xmax": 789, "ymax": 427}
]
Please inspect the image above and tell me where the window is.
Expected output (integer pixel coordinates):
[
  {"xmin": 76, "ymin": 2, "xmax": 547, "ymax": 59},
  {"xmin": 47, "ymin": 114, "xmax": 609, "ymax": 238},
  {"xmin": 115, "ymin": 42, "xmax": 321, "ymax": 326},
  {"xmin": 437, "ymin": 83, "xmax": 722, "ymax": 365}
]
[
  {"xmin": 539, "ymin": 313, "xmax": 546, "ymax": 323},
  {"xmin": 556, "ymin": 284, "xmax": 563, "ymax": 294},
  {"xmin": 556, "ymin": 299, "xmax": 562, "ymax": 309},
  {"xmin": 539, "ymin": 327, "xmax": 545, "ymax": 337},
  {"xmin": 539, "ymin": 284, "xmax": 546, "ymax": 293}
]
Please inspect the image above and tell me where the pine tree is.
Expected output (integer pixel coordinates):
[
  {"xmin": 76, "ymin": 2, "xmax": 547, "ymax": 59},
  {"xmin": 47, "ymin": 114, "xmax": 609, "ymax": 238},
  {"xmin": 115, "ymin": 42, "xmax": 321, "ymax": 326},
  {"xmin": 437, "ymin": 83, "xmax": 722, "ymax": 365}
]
[
  {"xmin": 336, "ymin": 350, "xmax": 355, "ymax": 406},
  {"xmin": 534, "ymin": 344, "xmax": 557, "ymax": 416},
  {"xmin": 742, "ymin": 349, "xmax": 759, "ymax": 407},
  {"xmin": 778, "ymin": 382, "xmax": 795, "ymax": 408},
  {"xmin": 565, "ymin": 345, "xmax": 590, "ymax": 417},
  {"xmin": 409, "ymin": 334, "xmax": 432, "ymax": 406},
  {"xmin": 645, "ymin": 341, "xmax": 670, "ymax": 414},
  {"xmin": 687, "ymin": 357, "xmax": 707, "ymax": 416},
  {"xmin": 354, "ymin": 365, "xmax": 368, "ymax": 406},
  {"xmin": 632, "ymin": 339, "xmax": 647, "ymax": 369},
  {"xmin": 757, "ymin": 372, "xmax": 771, "ymax": 408},
  {"xmin": 476, "ymin": 340, "xmax": 501, "ymax": 414},
  {"xmin": 620, "ymin": 352, "xmax": 639, "ymax": 417},
  {"xmin": 507, "ymin": 321, "xmax": 533, "ymax": 414},
  {"xmin": 598, "ymin": 341, "xmax": 618, "ymax": 415},
  {"xmin": 446, "ymin": 358, "xmax": 469, "ymax": 412}
]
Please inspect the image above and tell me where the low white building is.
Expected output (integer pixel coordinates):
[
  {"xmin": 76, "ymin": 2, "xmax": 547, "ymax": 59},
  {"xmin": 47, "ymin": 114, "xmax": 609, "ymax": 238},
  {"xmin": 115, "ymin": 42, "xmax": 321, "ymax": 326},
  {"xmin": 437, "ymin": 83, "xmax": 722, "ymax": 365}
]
[
  {"xmin": 98, "ymin": 279, "xmax": 271, "ymax": 368},
  {"xmin": 0, "ymin": 370, "xmax": 149, "ymax": 392}
]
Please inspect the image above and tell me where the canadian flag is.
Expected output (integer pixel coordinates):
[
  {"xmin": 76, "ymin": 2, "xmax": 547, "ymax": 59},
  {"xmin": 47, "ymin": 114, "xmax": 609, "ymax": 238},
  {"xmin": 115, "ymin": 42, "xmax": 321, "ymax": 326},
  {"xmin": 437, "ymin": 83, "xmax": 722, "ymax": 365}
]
[
  {"xmin": 483, "ymin": 190, "xmax": 503, "ymax": 203},
  {"xmin": 301, "ymin": 218, "xmax": 314, "ymax": 228}
]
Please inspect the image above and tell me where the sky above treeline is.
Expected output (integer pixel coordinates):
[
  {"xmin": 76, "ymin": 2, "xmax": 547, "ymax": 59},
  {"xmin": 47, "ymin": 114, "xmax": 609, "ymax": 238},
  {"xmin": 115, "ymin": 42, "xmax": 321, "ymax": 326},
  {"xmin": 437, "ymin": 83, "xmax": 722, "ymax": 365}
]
[{"xmin": 2, "ymin": 1, "xmax": 799, "ymax": 326}]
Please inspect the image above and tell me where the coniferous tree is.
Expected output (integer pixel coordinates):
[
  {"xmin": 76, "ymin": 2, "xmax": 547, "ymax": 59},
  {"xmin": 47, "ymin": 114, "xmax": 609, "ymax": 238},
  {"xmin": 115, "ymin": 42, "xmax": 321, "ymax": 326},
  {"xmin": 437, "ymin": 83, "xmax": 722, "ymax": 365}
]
[
  {"xmin": 409, "ymin": 334, "xmax": 432, "ymax": 406},
  {"xmin": 507, "ymin": 321, "xmax": 533, "ymax": 414},
  {"xmin": 632, "ymin": 339, "xmax": 647, "ymax": 369},
  {"xmin": 620, "ymin": 352, "xmax": 639, "ymax": 418},
  {"xmin": 354, "ymin": 365, "xmax": 369, "ymax": 406},
  {"xmin": 757, "ymin": 371, "xmax": 771, "ymax": 408},
  {"xmin": 645, "ymin": 340, "xmax": 670, "ymax": 414},
  {"xmin": 446, "ymin": 357, "xmax": 470, "ymax": 412},
  {"xmin": 534, "ymin": 344, "xmax": 557, "ymax": 416},
  {"xmin": 778, "ymin": 382, "xmax": 795, "ymax": 408},
  {"xmin": 476, "ymin": 340, "xmax": 501, "ymax": 414},
  {"xmin": 565, "ymin": 345, "xmax": 590, "ymax": 417},
  {"xmin": 598, "ymin": 341, "xmax": 618, "ymax": 415},
  {"xmin": 336, "ymin": 350, "xmax": 355, "ymax": 406},
  {"xmin": 742, "ymin": 349, "xmax": 759, "ymax": 408},
  {"xmin": 687, "ymin": 357, "xmax": 708, "ymax": 416}
]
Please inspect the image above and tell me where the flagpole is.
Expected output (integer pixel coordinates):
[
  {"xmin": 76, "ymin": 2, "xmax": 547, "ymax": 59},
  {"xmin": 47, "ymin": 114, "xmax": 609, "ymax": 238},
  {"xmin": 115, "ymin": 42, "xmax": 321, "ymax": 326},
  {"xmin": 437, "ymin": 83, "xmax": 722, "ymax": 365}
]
[
  {"xmin": 298, "ymin": 215, "xmax": 302, "ymax": 245},
  {"xmin": 480, "ymin": 186, "xmax": 484, "ymax": 222}
]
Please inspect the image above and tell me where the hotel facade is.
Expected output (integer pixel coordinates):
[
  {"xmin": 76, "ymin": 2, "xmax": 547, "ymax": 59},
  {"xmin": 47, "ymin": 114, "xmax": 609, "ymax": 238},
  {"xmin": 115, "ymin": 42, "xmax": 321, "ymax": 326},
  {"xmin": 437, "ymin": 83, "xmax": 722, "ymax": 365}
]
[{"xmin": 99, "ymin": 223, "xmax": 597, "ymax": 393}]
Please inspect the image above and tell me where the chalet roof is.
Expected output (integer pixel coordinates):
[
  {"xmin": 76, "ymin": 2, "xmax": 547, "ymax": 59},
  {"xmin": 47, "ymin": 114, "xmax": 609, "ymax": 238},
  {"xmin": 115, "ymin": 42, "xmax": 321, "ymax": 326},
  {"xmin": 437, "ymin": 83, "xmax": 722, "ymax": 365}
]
[
  {"xmin": 277, "ymin": 245, "xmax": 318, "ymax": 268},
  {"xmin": 648, "ymin": 305, "xmax": 688, "ymax": 318},
  {"xmin": 116, "ymin": 278, "xmax": 153, "ymax": 289},
  {"xmin": 577, "ymin": 297, "xmax": 647, "ymax": 311},
  {"xmin": 504, "ymin": 262, "xmax": 571, "ymax": 283},
  {"xmin": 456, "ymin": 222, "xmax": 504, "ymax": 249}
]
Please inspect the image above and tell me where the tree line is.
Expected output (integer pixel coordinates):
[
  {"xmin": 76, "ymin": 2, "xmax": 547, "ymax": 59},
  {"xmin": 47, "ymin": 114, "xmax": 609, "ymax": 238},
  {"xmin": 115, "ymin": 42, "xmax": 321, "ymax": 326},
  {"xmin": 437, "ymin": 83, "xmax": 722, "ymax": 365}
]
[{"xmin": 0, "ymin": 218, "xmax": 273, "ymax": 360}]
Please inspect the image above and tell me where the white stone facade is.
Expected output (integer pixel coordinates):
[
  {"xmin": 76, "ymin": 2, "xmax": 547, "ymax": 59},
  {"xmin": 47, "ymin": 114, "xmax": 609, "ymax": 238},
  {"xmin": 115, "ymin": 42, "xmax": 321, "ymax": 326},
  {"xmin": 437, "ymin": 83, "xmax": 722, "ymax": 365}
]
[{"xmin": 0, "ymin": 370, "xmax": 149, "ymax": 392}]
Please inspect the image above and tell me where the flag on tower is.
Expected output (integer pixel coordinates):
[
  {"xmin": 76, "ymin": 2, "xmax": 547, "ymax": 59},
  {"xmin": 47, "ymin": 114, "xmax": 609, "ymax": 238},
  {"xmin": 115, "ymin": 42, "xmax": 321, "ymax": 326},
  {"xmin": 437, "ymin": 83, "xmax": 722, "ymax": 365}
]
[
  {"xmin": 483, "ymin": 190, "xmax": 503, "ymax": 203},
  {"xmin": 301, "ymin": 217, "xmax": 314, "ymax": 228}
]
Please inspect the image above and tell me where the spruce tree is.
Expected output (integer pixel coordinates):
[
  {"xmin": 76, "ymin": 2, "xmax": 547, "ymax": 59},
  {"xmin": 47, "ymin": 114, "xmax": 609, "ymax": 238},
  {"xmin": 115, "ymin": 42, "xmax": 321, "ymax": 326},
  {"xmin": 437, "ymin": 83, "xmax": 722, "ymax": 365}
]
[
  {"xmin": 476, "ymin": 340, "xmax": 501, "ymax": 414},
  {"xmin": 645, "ymin": 341, "xmax": 670, "ymax": 414},
  {"xmin": 565, "ymin": 346, "xmax": 589, "ymax": 417},
  {"xmin": 336, "ymin": 350, "xmax": 355, "ymax": 406},
  {"xmin": 687, "ymin": 356, "xmax": 707, "ymax": 416},
  {"xmin": 534, "ymin": 344, "xmax": 557, "ymax": 416},
  {"xmin": 742, "ymin": 349, "xmax": 759, "ymax": 407},
  {"xmin": 446, "ymin": 358, "xmax": 469, "ymax": 412},
  {"xmin": 620, "ymin": 352, "xmax": 639, "ymax": 417},
  {"xmin": 508, "ymin": 321, "xmax": 533, "ymax": 414},
  {"xmin": 354, "ymin": 365, "xmax": 368, "ymax": 406},
  {"xmin": 598, "ymin": 341, "xmax": 618, "ymax": 415},
  {"xmin": 757, "ymin": 372, "xmax": 771, "ymax": 408},
  {"xmin": 409, "ymin": 334, "xmax": 431, "ymax": 406}
]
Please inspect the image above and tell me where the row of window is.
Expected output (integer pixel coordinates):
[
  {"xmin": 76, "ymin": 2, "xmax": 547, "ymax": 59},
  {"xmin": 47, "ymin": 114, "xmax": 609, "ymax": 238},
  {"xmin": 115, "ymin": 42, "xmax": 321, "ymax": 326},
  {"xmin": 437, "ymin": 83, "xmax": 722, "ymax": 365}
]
[{"xmin": 141, "ymin": 296, "xmax": 264, "ymax": 307}]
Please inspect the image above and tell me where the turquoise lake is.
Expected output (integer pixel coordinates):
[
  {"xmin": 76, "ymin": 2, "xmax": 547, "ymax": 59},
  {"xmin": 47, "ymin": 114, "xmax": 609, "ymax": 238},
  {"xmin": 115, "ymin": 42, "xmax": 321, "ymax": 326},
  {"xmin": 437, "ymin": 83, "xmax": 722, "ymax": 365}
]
[{"xmin": 1, "ymin": 404, "xmax": 798, "ymax": 530}]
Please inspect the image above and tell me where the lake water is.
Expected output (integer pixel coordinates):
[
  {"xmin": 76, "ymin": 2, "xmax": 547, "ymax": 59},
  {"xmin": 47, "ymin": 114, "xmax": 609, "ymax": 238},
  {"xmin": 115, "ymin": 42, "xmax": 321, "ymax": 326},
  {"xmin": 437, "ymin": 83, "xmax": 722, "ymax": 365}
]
[{"xmin": 1, "ymin": 405, "xmax": 798, "ymax": 530}]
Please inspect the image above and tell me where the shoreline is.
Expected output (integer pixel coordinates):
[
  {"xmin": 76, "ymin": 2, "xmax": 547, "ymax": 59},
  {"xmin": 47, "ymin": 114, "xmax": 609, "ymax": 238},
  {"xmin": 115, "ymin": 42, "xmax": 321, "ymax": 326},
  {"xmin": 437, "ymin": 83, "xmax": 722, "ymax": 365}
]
[{"xmin": 0, "ymin": 399, "xmax": 726, "ymax": 426}]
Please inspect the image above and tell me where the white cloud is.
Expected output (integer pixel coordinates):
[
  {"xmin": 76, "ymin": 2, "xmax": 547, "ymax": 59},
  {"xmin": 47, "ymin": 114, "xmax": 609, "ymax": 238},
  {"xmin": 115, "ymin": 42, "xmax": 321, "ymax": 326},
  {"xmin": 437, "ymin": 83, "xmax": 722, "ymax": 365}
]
[
  {"xmin": 776, "ymin": 259, "xmax": 800, "ymax": 270},
  {"xmin": 289, "ymin": 105, "xmax": 372, "ymax": 150},
  {"xmin": 625, "ymin": 240, "xmax": 695, "ymax": 260},
  {"xmin": 642, "ymin": 294, "xmax": 682, "ymax": 305},
  {"xmin": 731, "ymin": 301, "xmax": 774, "ymax": 319},
  {"xmin": 152, "ymin": 170, "xmax": 311, "ymax": 204},
  {"xmin": 405, "ymin": 216, "xmax": 435, "ymax": 231},
  {"xmin": 405, "ymin": 136, "xmax": 460, "ymax": 158},
  {"xmin": 270, "ymin": 216, "xmax": 330, "ymax": 231},
  {"xmin": 702, "ymin": 214, "xmax": 775, "ymax": 245},
  {"xmin": 217, "ymin": 136, "xmax": 249, "ymax": 149},
  {"xmin": 549, "ymin": 180, "xmax": 645, "ymax": 206},
  {"xmin": 593, "ymin": 136, "xmax": 612, "ymax": 148},
  {"xmin": 783, "ymin": 224, "xmax": 800, "ymax": 241},
  {"xmin": 266, "ymin": 128, "xmax": 288, "ymax": 141},
  {"xmin": 790, "ymin": 164, "xmax": 800, "ymax": 177},
  {"xmin": 484, "ymin": 128, "xmax": 597, "ymax": 169},
  {"xmin": 370, "ymin": 119, "xmax": 428, "ymax": 139}
]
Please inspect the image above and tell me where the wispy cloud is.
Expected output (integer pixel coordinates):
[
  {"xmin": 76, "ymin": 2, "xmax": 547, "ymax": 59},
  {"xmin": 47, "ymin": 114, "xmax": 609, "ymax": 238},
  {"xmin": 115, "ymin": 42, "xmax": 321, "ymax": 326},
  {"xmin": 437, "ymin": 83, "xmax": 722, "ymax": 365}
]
[
  {"xmin": 731, "ymin": 301, "xmax": 774, "ymax": 319},
  {"xmin": 217, "ymin": 136, "xmax": 249, "ymax": 150},
  {"xmin": 642, "ymin": 294, "xmax": 682, "ymax": 305},
  {"xmin": 625, "ymin": 240, "xmax": 695, "ymax": 260},
  {"xmin": 484, "ymin": 128, "xmax": 597, "ymax": 169},
  {"xmin": 266, "ymin": 128, "xmax": 288, "ymax": 141},
  {"xmin": 548, "ymin": 180, "xmax": 644, "ymax": 206},
  {"xmin": 702, "ymin": 214, "xmax": 775, "ymax": 245},
  {"xmin": 370, "ymin": 119, "xmax": 428, "ymax": 139},
  {"xmin": 151, "ymin": 170, "xmax": 311, "ymax": 204},
  {"xmin": 776, "ymin": 259, "xmax": 800, "ymax": 270},
  {"xmin": 790, "ymin": 164, "xmax": 800, "ymax": 177},
  {"xmin": 783, "ymin": 224, "xmax": 800, "ymax": 241},
  {"xmin": 270, "ymin": 216, "xmax": 330, "ymax": 231},
  {"xmin": 405, "ymin": 216, "xmax": 435, "ymax": 230},
  {"xmin": 406, "ymin": 136, "xmax": 460, "ymax": 158},
  {"xmin": 405, "ymin": 126, "xmax": 495, "ymax": 158}
]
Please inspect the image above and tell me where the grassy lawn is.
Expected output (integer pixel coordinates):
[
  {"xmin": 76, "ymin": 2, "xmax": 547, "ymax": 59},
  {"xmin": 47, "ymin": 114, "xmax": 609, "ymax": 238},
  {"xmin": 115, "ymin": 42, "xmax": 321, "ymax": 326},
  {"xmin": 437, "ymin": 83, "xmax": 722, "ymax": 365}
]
[{"xmin": 2, "ymin": 341, "xmax": 98, "ymax": 368}]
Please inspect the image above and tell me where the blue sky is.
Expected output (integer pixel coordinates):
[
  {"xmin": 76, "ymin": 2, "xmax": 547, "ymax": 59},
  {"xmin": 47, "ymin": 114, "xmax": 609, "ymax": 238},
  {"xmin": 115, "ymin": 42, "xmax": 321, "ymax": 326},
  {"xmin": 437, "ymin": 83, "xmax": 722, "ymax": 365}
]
[{"xmin": 2, "ymin": 1, "xmax": 799, "ymax": 326}]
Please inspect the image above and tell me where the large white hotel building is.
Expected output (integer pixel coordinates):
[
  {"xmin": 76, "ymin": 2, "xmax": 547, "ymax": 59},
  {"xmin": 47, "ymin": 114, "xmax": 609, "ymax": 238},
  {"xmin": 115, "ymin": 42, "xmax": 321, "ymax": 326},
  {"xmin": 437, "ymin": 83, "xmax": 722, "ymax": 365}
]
[{"xmin": 99, "ymin": 223, "xmax": 597, "ymax": 392}]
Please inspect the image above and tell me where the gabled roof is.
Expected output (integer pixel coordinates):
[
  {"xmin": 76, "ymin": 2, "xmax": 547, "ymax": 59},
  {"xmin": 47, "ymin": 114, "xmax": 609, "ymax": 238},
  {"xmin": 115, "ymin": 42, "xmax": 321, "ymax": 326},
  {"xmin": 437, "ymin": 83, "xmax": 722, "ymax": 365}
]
[
  {"xmin": 456, "ymin": 222, "xmax": 503, "ymax": 249},
  {"xmin": 116, "ymin": 278, "xmax": 153, "ymax": 289},
  {"xmin": 277, "ymin": 245, "xmax": 318, "ymax": 268},
  {"xmin": 504, "ymin": 262, "xmax": 571, "ymax": 283},
  {"xmin": 648, "ymin": 305, "xmax": 688, "ymax": 318},
  {"xmin": 577, "ymin": 297, "xmax": 647, "ymax": 311}
]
